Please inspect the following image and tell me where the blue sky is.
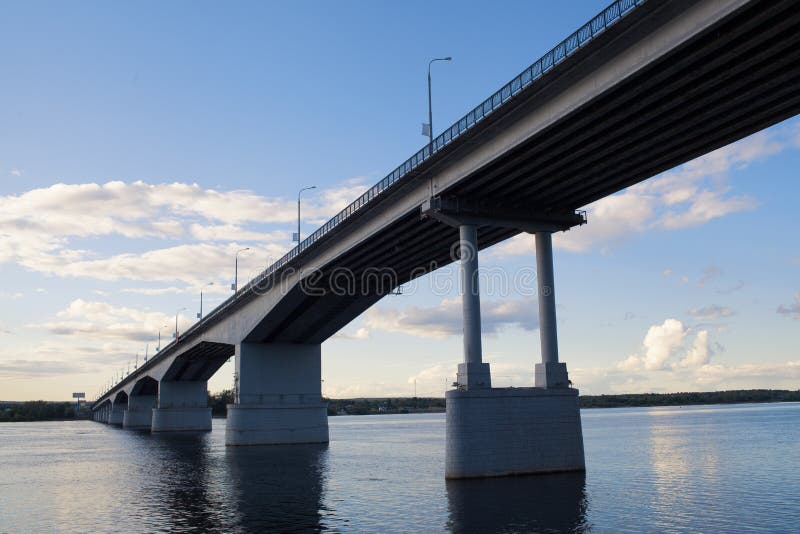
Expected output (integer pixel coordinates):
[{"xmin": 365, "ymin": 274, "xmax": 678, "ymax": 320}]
[{"xmin": 1, "ymin": 1, "xmax": 798, "ymax": 400}]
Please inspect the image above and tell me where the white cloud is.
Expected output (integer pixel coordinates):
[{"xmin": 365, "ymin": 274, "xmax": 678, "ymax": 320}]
[
  {"xmin": 777, "ymin": 293, "xmax": 800, "ymax": 320},
  {"xmin": 364, "ymin": 297, "xmax": 537, "ymax": 339},
  {"xmin": 680, "ymin": 330, "xmax": 713, "ymax": 367},
  {"xmin": 641, "ymin": 319, "xmax": 687, "ymax": 370},
  {"xmin": 10, "ymin": 168, "xmax": 22, "ymax": 177},
  {"xmin": 30, "ymin": 299, "xmax": 193, "ymax": 343},
  {"xmin": 0, "ymin": 179, "xmax": 368, "ymax": 285},
  {"xmin": 618, "ymin": 319, "xmax": 715, "ymax": 372}
]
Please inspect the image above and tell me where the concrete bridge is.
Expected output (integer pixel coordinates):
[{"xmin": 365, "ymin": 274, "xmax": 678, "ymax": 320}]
[{"xmin": 92, "ymin": 0, "xmax": 800, "ymax": 478}]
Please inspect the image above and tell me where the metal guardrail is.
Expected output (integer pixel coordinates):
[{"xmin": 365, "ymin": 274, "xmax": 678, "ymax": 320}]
[{"xmin": 97, "ymin": 0, "xmax": 646, "ymax": 400}]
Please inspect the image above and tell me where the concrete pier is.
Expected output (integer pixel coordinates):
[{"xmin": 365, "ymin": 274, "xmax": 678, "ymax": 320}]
[
  {"xmin": 123, "ymin": 395, "xmax": 156, "ymax": 429},
  {"xmin": 446, "ymin": 388, "xmax": 584, "ymax": 478},
  {"xmin": 445, "ymin": 228, "xmax": 585, "ymax": 479},
  {"xmin": 226, "ymin": 343, "xmax": 329, "ymax": 445},
  {"xmin": 108, "ymin": 403, "xmax": 124, "ymax": 426},
  {"xmin": 151, "ymin": 380, "xmax": 211, "ymax": 432}
]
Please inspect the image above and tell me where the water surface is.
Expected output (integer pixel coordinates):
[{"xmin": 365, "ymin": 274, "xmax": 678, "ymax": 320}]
[{"xmin": 1, "ymin": 402, "xmax": 798, "ymax": 532}]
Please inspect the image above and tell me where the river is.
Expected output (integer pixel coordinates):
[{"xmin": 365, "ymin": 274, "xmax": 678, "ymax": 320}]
[{"xmin": 1, "ymin": 402, "xmax": 798, "ymax": 532}]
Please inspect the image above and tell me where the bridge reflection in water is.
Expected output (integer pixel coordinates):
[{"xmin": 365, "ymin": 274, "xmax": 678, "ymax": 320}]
[
  {"xmin": 130, "ymin": 429, "xmax": 588, "ymax": 532},
  {"xmin": 447, "ymin": 472, "xmax": 588, "ymax": 533},
  {"xmin": 225, "ymin": 444, "xmax": 329, "ymax": 532}
]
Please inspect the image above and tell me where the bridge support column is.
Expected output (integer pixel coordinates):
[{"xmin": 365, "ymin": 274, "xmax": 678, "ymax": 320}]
[
  {"xmin": 456, "ymin": 224, "xmax": 491, "ymax": 389},
  {"xmin": 123, "ymin": 395, "xmax": 156, "ymax": 429},
  {"xmin": 226, "ymin": 343, "xmax": 329, "ymax": 446},
  {"xmin": 445, "ymin": 229, "xmax": 584, "ymax": 479},
  {"xmin": 534, "ymin": 231, "xmax": 570, "ymax": 388},
  {"xmin": 151, "ymin": 381, "xmax": 212, "ymax": 432},
  {"xmin": 108, "ymin": 402, "xmax": 125, "ymax": 426}
]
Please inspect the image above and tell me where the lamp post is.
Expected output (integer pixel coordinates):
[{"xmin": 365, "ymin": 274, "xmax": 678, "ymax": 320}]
[
  {"xmin": 295, "ymin": 186, "xmax": 317, "ymax": 245},
  {"xmin": 175, "ymin": 307, "xmax": 186, "ymax": 341},
  {"xmin": 232, "ymin": 248, "xmax": 250, "ymax": 292},
  {"xmin": 197, "ymin": 282, "xmax": 214, "ymax": 319},
  {"xmin": 426, "ymin": 57, "xmax": 452, "ymax": 155},
  {"xmin": 157, "ymin": 323, "xmax": 169, "ymax": 352}
]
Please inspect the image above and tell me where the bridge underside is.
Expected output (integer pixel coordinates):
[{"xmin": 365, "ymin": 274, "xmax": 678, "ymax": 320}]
[
  {"xmin": 244, "ymin": 0, "xmax": 800, "ymax": 345},
  {"xmin": 161, "ymin": 341, "xmax": 235, "ymax": 382}
]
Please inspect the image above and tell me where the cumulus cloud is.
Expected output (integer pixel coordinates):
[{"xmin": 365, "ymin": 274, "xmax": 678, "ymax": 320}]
[
  {"xmin": 491, "ymin": 126, "xmax": 797, "ymax": 256},
  {"xmin": 680, "ymin": 330, "xmax": 713, "ymax": 367},
  {"xmin": 364, "ymin": 297, "xmax": 537, "ymax": 339},
  {"xmin": 618, "ymin": 319, "xmax": 714, "ymax": 371},
  {"xmin": 688, "ymin": 305, "xmax": 735, "ymax": 321},
  {"xmin": 777, "ymin": 293, "xmax": 800, "ymax": 320}
]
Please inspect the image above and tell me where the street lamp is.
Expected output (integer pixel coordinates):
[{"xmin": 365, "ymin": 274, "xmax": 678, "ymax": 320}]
[
  {"xmin": 295, "ymin": 186, "xmax": 317, "ymax": 245},
  {"xmin": 197, "ymin": 282, "xmax": 214, "ymax": 319},
  {"xmin": 157, "ymin": 323, "xmax": 169, "ymax": 352},
  {"xmin": 232, "ymin": 248, "xmax": 250, "ymax": 292},
  {"xmin": 425, "ymin": 57, "xmax": 452, "ymax": 155},
  {"xmin": 175, "ymin": 307, "xmax": 186, "ymax": 341}
]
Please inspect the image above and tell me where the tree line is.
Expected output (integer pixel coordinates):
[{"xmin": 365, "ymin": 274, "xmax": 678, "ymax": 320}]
[
  {"xmin": 0, "ymin": 401, "xmax": 76, "ymax": 422},
  {"xmin": 3, "ymin": 389, "xmax": 798, "ymax": 422}
]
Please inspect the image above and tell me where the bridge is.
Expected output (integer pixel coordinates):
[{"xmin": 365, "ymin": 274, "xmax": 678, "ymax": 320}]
[{"xmin": 92, "ymin": 0, "xmax": 800, "ymax": 478}]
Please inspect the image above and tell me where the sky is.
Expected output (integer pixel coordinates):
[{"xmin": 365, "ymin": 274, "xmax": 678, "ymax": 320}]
[{"xmin": 1, "ymin": 1, "xmax": 798, "ymax": 401}]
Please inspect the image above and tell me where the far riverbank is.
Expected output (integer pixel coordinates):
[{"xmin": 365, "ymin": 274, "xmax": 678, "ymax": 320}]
[{"xmin": 4, "ymin": 389, "xmax": 797, "ymax": 422}]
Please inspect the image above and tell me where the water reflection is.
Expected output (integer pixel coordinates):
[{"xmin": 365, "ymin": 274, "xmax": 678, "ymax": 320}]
[
  {"xmin": 446, "ymin": 472, "xmax": 588, "ymax": 533},
  {"xmin": 148, "ymin": 431, "xmax": 225, "ymax": 532},
  {"xmin": 226, "ymin": 444, "xmax": 329, "ymax": 532}
]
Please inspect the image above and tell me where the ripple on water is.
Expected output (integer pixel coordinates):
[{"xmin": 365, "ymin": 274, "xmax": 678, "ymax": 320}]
[{"xmin": 0, "ymin": 405, "xmax": 798, "ymax": 532}]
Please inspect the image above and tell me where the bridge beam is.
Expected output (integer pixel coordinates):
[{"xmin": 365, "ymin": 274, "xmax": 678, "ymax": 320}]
[
  {"xmin": 226, "ymin": 342, "xmax": 329, "ymax": 446},
  {"xmin": 151, "ymin": 380, "xmax": 212, "ymax": 432}
]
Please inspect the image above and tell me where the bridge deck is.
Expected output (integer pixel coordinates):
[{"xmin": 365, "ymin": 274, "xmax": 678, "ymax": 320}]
[{"xmin": 96, "ymin": 0, "xmax": 800, "ymax": 404}]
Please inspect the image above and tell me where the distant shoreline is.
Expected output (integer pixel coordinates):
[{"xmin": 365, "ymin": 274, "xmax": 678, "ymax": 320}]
[{"xmin": 3, "ymin": 389, "xmax": 798, "ymax": 422}]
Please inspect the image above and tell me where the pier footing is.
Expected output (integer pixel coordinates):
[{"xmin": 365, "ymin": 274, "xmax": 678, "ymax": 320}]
[
  {"xmin": 226, "ymin": 403, "xmax": 329, "ymax": 445},
  {"xmin": 151, "ymin": 407, "xmax": 212, "ymax": 432},
  {"xmin": 445, "ymin": 387, "xmax": 585, "ymax": 479}
]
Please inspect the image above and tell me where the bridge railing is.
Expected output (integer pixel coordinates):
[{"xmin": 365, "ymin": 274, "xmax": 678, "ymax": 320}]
[
  {"xmin": 251, "ymin": 0, "xmax": 646, "ymax": 284},
  {"xmin": 134, "ymin": 0, "xmax": 646, "ymax": 375}
]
